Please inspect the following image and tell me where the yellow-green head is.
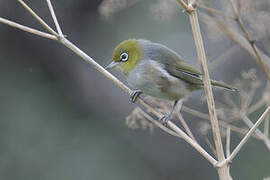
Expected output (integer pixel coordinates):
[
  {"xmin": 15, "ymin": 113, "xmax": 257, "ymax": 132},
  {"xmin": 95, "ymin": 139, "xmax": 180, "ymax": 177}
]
[{"xmin": 106, "ymin": 39, "xmax": 143, "ymax": 75}]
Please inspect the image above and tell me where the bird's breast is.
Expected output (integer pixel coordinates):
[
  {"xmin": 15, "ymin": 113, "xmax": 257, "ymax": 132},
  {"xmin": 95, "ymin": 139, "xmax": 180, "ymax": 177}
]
[{"xmin": 127, "ymin": 60, "xmax": 190, "ymax": 100}]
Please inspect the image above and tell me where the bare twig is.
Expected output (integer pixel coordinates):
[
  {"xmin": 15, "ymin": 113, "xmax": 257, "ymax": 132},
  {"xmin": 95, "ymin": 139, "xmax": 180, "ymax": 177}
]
[
  {"xmin": 217, "ymin": 107, "xmax": 270, "ymax": 168},
  {"xmin": 226, "ymin": 127, "xmax": 232, "ymax": 180},
  {"xmin": 182, "ymin": 105, "xmax": 263, "ymax": 140},
  {"xmin": 176, "ymin": 101, "xmax": 197, "ymax": 141},
  {"xmin": 176, "ymin": 0, "xmax": 190, "ymax": 12},
  {"xmin": 17, "ymin": 0, "xmax": 57, "ymax": 36},
  {"xmin": 182, "ymin": 105, "xmax": 209, "ymax": 120},
  {"xmin": 177, "ymin": 111, "xmax": 196, "ymax": 141},
  {"xmin": 138, "ymin": 109, "xmax": 182, "ymax": 137},
  {"xmin": 199, "ymin": 4, "xmax": 235, "ymax": 20},
  {"xmin": 46, "ymin": 0, "xmax": 64, "ymax": 37},
  {"xmin": 247, "ymin": 98, "xmax": 266, "ymax": 115},
  {"xmin": 265, "ymin": 114, "xmax": 269, "ymax": 138},
  {"xmin": 241, "ymin": 84, "xmax": 257, "ymax": 113},
  {"xmin": 228, "ymin": 0, "xmax": 270, "ymax": 81},
  {"xmin": 187, "ymin": 2, "xmax": 225, "ymax": 162},
  {"xmin": 219, "ymin": 106, "xmax": 270, "ymax": 166},
  {"xmin": 229, "ymin": 0, "xmax": 270, "ymax": 81},
  {"xmin": 168, "ymin": 121, "xmax": 217, "ymax": 165},
  {"xmin": 265, "ymin": 86, "xmax": 270, "ymax": 138},
  {"xmin": 226, "ymin": 128, "xmax": 231, "ymax": 158},
  {"xmin": 209, "ymin": 45, "xmax": 238, "ymax": 70},
  {"xmin": 200, "ymin": 7, "xmax": 270, "ymax": 74},
  {"xmin": 205, "ymin": 137, "xmax": 217, "ymax": 158},
  {"xmin": 242, "ymin": 115, "xmax": 264, "ymax": 137},
  {"xmin": 177, "ymin": 0, "xmax": 230, "ymax": 178},
  {"xmin": 242, "ymin": 115, "xmax": 270, "ymax": 150},
  {"xmin": 0, "ymin": 17, "xmax": 57, "ymax": 40}
]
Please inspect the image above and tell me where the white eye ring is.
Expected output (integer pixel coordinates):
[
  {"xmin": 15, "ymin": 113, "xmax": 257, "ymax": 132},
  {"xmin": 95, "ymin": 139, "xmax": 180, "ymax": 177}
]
[{"xmin": 120, "ymin": 52, "xmax": 129, "ymax": 62}]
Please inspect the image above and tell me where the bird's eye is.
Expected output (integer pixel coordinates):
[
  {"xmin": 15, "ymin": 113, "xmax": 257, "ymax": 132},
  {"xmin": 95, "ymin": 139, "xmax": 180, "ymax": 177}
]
[{"xmin": 120, "ymin": 52, "xmax": 129, "ymax": 62}]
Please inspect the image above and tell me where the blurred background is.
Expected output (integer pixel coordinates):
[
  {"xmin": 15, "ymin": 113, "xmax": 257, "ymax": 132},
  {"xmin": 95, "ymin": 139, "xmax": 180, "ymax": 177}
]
[{"xmin": 0, "ymin": 0, "xmax": 269, "ymax": 180}]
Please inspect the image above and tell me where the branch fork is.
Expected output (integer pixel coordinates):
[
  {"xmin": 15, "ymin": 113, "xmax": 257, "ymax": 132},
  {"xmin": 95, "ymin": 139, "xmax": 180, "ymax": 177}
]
[{"xmin": 177, "ymin": 0, "xmax": 196, "ymax": 14}]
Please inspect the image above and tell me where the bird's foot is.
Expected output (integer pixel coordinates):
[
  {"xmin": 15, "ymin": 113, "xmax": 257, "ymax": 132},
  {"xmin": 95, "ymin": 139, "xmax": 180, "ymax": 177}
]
[
  {"xmin": 159, "ymin": 114, "xmax": 170, "ymax": 127},
  {"xmin": 130, "ymin": 90, "xmax": 143, "ymax": 103}
]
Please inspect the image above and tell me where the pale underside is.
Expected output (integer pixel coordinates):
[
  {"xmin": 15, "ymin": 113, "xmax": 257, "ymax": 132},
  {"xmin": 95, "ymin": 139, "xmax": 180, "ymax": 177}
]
[{"xmin": 127, "ymin": 60, "xmax": 195, "ymax": 101}]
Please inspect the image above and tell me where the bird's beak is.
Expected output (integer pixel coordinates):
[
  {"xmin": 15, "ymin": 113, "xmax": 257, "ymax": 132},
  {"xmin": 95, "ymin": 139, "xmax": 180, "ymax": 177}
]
[{"xmin": 105, "ymin": 61, "xmax": 120, "ymax": 70}]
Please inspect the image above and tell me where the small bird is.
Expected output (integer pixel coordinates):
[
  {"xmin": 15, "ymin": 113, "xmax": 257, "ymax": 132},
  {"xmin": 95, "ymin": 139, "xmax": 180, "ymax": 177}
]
[{"xmin": 106, "ymin": 39, "xmax": 236, "ymax": 125}]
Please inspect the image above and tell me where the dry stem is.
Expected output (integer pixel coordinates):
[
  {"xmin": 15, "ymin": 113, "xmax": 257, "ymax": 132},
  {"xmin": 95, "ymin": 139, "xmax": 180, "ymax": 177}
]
[
  {"xmin": 186, "ymin": 0, "xmax": 225, "ymax": 162},
  {"xmin": 0, "ymin": 17, "xmax": 57, "ymax": 40},
  {"xmin": 228, "ymin": 0, "xmax": 270, "ymax": 82},
  {"xmin": 226, "ymin": 128, "xmax": 231, "ymax": 158},
  {"xmin": 221, "ymin": 106, "xmax": 270, "ymax": 165},
  {"xmin": 17, "ymin": 0, "xmax": 57, "ymax": 35},
  {"xmin": 177, "ymin": 0, "xmax": 229, "ymax": 178},
  {"xmin": 46, "ymin": 0, "xmax": 64, "ymax": 37}
]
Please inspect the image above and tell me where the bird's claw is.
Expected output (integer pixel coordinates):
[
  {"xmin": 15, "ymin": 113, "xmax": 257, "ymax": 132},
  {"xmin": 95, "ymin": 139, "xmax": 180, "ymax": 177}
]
[
  {"xmin": 159, "ymin": 115, "xmax": 170, "ymax": 127},
  {"xmin": 130, "ymin": 90, "xmax": 142, "ymax": 103}
]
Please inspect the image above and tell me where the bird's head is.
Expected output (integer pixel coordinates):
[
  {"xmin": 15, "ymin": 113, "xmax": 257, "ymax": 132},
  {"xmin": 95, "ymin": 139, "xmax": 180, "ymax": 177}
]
[{"xmin": 106, "ymin": 39, "xmax": 143, "ymax": 75}]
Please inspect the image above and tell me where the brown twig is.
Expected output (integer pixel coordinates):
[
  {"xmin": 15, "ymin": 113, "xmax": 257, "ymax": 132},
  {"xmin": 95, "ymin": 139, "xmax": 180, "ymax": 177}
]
[
  {"xmin": 0, "ymin": 17, "xmax": 57, "ymax": 40},
  {"xmin": 176, "ymin": 101, "xmax": 197, "ymax": 141},
  {"xmin": 219, "ymin": 106, "xmax": 270, "ymax": 166},
  {"xmin": 17, "ymin": 0, "xmax": 58, "ymax": 36},
  {"xmin": 199, "ymin": 4, "xmax": 235, "ymax": 20},
  {"xmin": 226, "ymin": 128, "xmax": 231, "ymax": 158},
  {"xmin": 228, "ymin": 0, "xmax": 270, "ymax": 82},
  {"xmin": 177, "ymin": 0, "xmax": 230, "ymax": 178},
  {"xmin": 187, "ymin": 1, "xmax": 225, "ymax": 162}
]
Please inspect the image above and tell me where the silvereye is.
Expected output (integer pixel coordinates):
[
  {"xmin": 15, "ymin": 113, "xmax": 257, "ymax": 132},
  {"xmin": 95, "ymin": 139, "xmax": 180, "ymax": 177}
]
[{"xmin": 106, "ymin": 39, "xmax": 236, "ymax": 124}]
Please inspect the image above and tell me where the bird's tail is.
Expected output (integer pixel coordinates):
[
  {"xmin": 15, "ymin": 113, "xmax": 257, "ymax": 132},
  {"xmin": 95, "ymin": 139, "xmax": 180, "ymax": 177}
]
[{"xmin": 210, "ymin": 80, "xmax": 238, "ymax": 92}]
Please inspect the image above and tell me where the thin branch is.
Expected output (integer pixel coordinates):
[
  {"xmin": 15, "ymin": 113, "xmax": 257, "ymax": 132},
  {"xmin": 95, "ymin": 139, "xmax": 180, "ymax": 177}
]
[
  {"xmin": 182, "ymin": 105, "xmax": 262, "ymax": 140},
  {"xmin": 242, "ymin": 115, "xmax": 265, "ymax": 138},
  {"xmin": 176, "ymin": 101, "xmax": 197, "ymax": 141},
  {"xmin": 226, "ymin": 128, "xmax": 231, "ymax": 158},
  {"xmin": 180, "ymin": 0, "xmax": 230, "ymax": 178},
  {"xmin": 227, "ymin": 106, "xmax": 270, "ymax": 164},
  {"xmin": 220, "ymin": 121, "xmax": 261, "ymax": 140},
  {"xmin": 205, "ymin": 137, "xmax": 217, "ymax": 158},
  {"xmin": 242, "ymin": 115, "xmax": 270, "ymax": 150},
  {"xmin": 228, "ymin": 0, "xmax": 270, "ymax": 82},
  {"xmin": 46, "ymin": 0, "xmax": 63, "ymax": 36},
  {"xmin": 265, "ymin": 88, "xmax": 270, "ymax": 138},
  {"xmin": 199, "ymin": 4, "xmax": 235, "ymax": 20},
  {"xmin": 17, "ymin": 0, "xmax": 57, "ymax": 36},
  {"xmin": 186, "ymin": 3, "xmax": 225, "ymax": 162},
  {"xmin": 177, "ymin": 111, "xmax": 197, "ymax": 141},
  {"xmin": 200, "ymin": 7, "xmax": 270, "ymax": 73},
  {"xmin": 138, "ymin": 109, "xmax": 182, "ymax": 138},
  {"xmin": 225, "ymin": 127, "xmax": 233, "ymax": 180},
  {"xmin": 265, "ymin": 114, "xmax": 269, "ymax": 138},
  {"xmin": 209, "ymin": 45, "xmax": 238, "ymax": 70},
  {"xmin": 247, "ymin": 98, "xmax": 266, "ymax": 115},
  {"xmin": 182, "ymin": 105, "xmax": 209, "ymax": 120},
  {"xmin": 176, "ymin": 0, "xmax": 190, "ymax": 12},
  {"xmin": 0, "ymin": 17, "xmax": 57, "ymax": 40},
  {"xmin": 241, "ymin": 84, "xmax": 257, "ymax": 113},
  {"xmin": 168, "ymin": 121, "xmax": 217, "ymax": 165}
]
